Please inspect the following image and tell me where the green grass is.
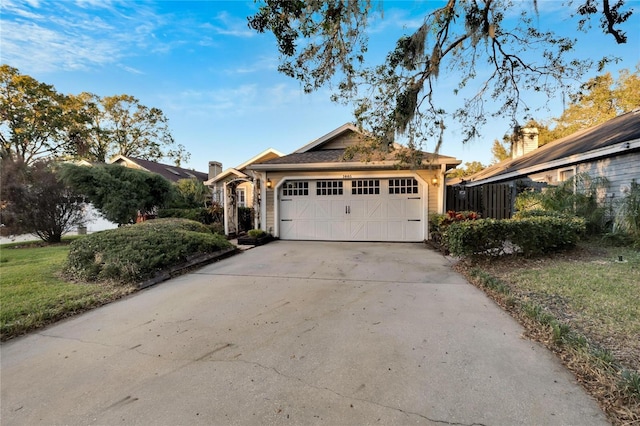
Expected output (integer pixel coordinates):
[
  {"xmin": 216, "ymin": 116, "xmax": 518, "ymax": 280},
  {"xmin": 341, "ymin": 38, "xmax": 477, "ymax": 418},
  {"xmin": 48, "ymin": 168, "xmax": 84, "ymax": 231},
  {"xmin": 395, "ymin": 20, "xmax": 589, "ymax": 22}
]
[
  {"xmin": 505, "ymin": 246, "xmax": 640, "ymax": 340},
  {"xmin": 459, "ymin": 242, "xmax": 640, "ymax": 422},
  {"xmin": 0, "ymin": 242, "xmax": 134, "ymax": 340}
]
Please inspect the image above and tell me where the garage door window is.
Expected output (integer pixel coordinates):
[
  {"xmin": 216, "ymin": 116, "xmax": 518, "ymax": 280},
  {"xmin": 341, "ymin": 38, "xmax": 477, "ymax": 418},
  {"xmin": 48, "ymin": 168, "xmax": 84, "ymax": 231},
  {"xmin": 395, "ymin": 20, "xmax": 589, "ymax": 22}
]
[
  {"xmin": 389, "ymin": 178, "xmax": 419, "ymax": 194},
  {"xmin": 316, "ymin": 180, "xmax": 343, "ymax": 195},
  {"xmin": 352, "ymin": 179, "xmax": 380, "ymax": 195},
  {"xmin": 282, "ymin": 181, "xmax": 309, "ymax": 196}
]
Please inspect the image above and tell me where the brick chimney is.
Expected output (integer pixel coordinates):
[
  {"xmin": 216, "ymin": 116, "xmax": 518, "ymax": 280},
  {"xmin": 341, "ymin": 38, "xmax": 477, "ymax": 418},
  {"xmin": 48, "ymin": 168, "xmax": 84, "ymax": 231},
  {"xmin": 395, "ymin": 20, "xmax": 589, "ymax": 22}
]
[
  {"xmin": 208, "ymin": 161, "xmax": 222, "ymax": 180},
  {"xmin": 511, "ymin": 127, "xmax": 539, "ymax": 159}
]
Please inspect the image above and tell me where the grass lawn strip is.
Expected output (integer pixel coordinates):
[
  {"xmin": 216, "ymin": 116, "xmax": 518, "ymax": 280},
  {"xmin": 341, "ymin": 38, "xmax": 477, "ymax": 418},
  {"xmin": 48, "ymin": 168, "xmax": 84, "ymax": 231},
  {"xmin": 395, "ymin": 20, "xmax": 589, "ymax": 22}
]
[
  {"xmin": 0, "ymin": 242, "xmax": 135, "ymax": 341},
  {"xmin": 453, "ymin": 243, "xmax": 640, "ymax": 425}
]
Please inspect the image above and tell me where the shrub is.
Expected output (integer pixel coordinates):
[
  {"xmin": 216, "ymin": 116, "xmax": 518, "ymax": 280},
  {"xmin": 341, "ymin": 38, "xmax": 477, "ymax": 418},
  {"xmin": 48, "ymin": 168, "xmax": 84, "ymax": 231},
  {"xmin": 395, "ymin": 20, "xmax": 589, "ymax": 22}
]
[
  {"xmin": 513, "ymin": 172, "xmax": 608, "ymax": 235},
  {"xmin": 447, "ymin": 219, "xmax": 510, "ymax": 257},
  {"xmin": 158, "ymin": 207, "xmax": 216, "ymax": 224},
  {"xmin": 430, "ymin": 210, "xmax": 480, "ymax": 252},
  {"xmin": 247, "ymin": 229, "xmax": 266, "ymax": 238},
  {"xmin": 446, "ymin": 216, "xmax": 585, "ymax": 258},
  {"xmin": 510, "ymin": 216, "xmax": 585, "ymax": 256},
  {"xmin": 64, "ymin": 218, "xmax": 232, "ymax": 284}
]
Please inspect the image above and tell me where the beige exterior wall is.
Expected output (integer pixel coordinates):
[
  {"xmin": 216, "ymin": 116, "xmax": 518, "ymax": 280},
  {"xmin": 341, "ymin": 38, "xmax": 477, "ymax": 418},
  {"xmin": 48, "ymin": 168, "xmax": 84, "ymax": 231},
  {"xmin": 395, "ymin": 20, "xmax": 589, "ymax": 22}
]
[
  {"xmin": 321, "ymin": 131, "xmax": 363, "ymax": 150},
  {"xmin": 261, "ymin": 168, "xmax": 443, "ymax": 237}
]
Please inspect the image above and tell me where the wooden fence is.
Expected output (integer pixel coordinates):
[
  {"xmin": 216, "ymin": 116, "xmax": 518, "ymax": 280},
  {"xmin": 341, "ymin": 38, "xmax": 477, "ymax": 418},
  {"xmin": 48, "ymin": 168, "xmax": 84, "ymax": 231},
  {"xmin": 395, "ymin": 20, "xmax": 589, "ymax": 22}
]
[{"xmin": 446, "ymin": 183, "xmax": 516, "ymax": 219}]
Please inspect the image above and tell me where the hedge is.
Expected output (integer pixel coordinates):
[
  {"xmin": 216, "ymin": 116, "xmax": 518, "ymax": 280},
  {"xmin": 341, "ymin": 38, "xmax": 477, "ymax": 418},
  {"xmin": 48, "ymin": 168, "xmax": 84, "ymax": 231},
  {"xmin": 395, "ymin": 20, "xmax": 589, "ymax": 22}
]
[
  {"xmin": 446, "ymin": 216, "xmax": 586, "ymax": 258},
  {"xmin": 64, "ymin": 218, "xmax": 232, "ymax": 284}
]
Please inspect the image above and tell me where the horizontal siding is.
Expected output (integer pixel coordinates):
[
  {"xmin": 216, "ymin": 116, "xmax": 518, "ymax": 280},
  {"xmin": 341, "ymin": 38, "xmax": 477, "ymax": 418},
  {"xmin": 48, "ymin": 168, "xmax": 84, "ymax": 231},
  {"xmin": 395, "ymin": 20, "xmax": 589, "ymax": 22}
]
[
  {"xmin": 577, "ymin": 153, "xmax": 640, "ymax": 198},
  {"xmin": 265, "ymin": 188, "xmax": 275, "ymax": 235}
]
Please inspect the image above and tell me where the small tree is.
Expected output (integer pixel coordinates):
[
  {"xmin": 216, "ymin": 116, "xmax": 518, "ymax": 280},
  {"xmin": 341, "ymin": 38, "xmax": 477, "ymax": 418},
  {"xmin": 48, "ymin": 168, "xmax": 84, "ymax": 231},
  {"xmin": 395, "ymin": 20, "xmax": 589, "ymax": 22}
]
[
  {"xmin": 60, "ymin": 163, "xmax": 173, "ymax": 225},
  {"xmin": 0, "ymin": 159, "xmax": 86, "ymax": 243},
  {"xmin": 170, "ymin": 178, "xmax": 209, "ymax": 209}
]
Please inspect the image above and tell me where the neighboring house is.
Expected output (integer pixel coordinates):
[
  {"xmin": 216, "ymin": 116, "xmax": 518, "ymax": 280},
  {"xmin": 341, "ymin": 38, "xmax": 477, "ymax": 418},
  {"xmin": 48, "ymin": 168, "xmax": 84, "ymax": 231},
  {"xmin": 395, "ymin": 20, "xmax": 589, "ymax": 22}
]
[
  {"xmin": 242, "ymin": 123, "xmax": 461, "ymax": 242},
  {"xmin": 110, "ymin": 155, "xmax": 208, "ymax": 183},
  {"xmin": 205, "ymin": 149, "xmax": 284, "ymax": 237},
  {"xmin": 75, "ymin": 156, "xmax": 209, "ymax": 230},
  {"xmin": 447, "ymin": 109, "xmax": 640, "ymax": 217}
]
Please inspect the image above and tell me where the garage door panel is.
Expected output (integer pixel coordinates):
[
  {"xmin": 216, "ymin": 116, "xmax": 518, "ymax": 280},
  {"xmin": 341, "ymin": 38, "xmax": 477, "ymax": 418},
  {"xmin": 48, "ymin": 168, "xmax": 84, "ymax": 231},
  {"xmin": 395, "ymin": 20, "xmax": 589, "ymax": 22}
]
[
  {"xmin": 387, "ymin": 220, "xmax": 404, "ymax": 240},
  {"xmin": 296, "ymin": 200, "xmax": 314, "ymax": 220},
  {"xmin": 279, "ymin": 178, "xmax": 424, "ymax": 242},
  {"xmin": 297, "ymin": 220, "xmax": 316, "ymax": 239},
  {"xmin": 406, "ymin": 197, "xmax": 422, "ymax": 218}
]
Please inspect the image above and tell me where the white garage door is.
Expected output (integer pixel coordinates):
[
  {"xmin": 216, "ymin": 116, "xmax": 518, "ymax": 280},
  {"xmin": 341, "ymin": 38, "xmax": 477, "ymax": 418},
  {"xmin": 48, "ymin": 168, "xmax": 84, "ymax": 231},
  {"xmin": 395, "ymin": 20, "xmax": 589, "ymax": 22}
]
[{"xmin": 279, "ymin": 178, "xmax": 424, "ymax": 242}]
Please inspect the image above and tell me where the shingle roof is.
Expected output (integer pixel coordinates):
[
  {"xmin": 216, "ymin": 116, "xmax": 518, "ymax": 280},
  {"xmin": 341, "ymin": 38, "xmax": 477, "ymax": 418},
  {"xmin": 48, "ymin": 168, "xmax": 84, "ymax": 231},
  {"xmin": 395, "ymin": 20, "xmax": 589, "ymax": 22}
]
[
  {"xmin": 456, "ymin": 109, "xmax": 640, "ymax": 185},
  {"xmin": 120, "ymin": 157, "xmax": 208, "ymax": 183},
  {"xmin": 257, "ymin": 149, "xmax": 458, "ymax": 166}
]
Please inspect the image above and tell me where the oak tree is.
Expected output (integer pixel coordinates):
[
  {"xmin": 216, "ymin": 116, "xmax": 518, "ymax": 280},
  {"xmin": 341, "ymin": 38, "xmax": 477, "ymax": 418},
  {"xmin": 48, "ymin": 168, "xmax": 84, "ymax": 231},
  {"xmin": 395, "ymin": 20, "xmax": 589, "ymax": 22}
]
[
  {"xmin": 0, "ymin": 65, "xmax": 75, "ymax": 165},
  {"xmin": 249, "ymin": 0, "xmax": 633, "ymax": 156}
]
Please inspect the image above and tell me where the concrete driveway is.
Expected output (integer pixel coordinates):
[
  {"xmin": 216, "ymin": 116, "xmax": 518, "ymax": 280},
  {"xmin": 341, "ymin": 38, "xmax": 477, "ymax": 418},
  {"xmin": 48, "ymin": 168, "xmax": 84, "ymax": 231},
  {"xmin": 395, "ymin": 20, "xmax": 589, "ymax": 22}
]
[{"xmin": 1, "ymin": 241, "xmax": 607, "ymax": 425}]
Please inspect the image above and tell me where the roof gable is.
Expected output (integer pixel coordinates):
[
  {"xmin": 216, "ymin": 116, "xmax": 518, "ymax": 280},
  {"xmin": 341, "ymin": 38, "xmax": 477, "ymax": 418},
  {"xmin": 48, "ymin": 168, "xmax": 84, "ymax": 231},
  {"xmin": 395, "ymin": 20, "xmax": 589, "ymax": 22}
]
[
  {"xmin": 206, "ymin": 148, "xmax": 284, "ymax": 184},
  {"xmin": 294, "ymin": 123, "xmax": 363, "ymax": 153}
]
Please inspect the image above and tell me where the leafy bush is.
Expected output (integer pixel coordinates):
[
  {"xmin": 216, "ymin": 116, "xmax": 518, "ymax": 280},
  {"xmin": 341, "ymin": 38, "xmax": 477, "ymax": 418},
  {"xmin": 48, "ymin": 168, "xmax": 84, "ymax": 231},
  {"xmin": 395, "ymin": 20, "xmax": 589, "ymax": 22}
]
[
  {"xmin": 429, "ymin": 210, "xmax": 480, "ymax": 252},
  {"xmin": 512, "ymin": 209, "xmax": 574, "ymax": 219},
  {"xmin": 514, "ymin": 172, "xmax": 608, "ymax": 234},
  {"xmin": 208, "ymin": 222, "xmax": 225, "ymax": 235},
  {"xmin": 158, "ymin": 208, "xmax": 216, "ymax": 224},
  {"xmin": 446, "ymin": 219, "xmax": 511, "ymax": 257},
  {"xmin": 64, "ymin": 218, "xmax": 232, "ymax": 284},
  {"xmin": 510, "ymin": 216, "xmax": 586, "ymax": 256},
  {"xmin": 247, "ymin": 229, "xmax": 266, "ymax": 238},
  {"xmin": 446, "ymin": 216, "xmax": 585, "ymax": 258}
]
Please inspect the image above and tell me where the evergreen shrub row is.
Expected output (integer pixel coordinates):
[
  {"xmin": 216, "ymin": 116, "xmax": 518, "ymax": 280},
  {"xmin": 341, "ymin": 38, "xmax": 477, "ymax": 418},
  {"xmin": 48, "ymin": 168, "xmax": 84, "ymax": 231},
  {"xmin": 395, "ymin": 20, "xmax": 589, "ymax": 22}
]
[
  {"xmin": 64, "ymin": 218, "xmax": 232, "ymax": 284},
  {"xmin": 446, "ymin": 215, "xmax": 586, "ymax": 258}
]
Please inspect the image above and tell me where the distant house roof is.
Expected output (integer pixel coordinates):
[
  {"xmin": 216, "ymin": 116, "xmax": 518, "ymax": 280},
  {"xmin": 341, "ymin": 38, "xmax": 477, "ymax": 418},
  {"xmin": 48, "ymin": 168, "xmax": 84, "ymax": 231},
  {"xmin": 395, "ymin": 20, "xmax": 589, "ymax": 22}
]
[
  {"xmin": 451, "ymin": 109, "xmax": 640, "ymax": 186},
  {"xmin": 109, "ymin": 155, "xmax": 208, "ymax": 183},
  {"xmin": 250, "ymin": 123, "xmax": 461, "ymax": 171}
]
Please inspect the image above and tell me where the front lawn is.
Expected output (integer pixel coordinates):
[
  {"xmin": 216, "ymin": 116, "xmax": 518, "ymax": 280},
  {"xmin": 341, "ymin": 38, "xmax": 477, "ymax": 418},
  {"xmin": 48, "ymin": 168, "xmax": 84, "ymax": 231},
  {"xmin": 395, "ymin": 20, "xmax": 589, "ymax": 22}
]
[
  {"xmin": 0, "ymin": 242, "xmax": 135, "ymax": 340},
  {"xmin": 454, "ymin": 241, "xmax": 640, "ymax": 424},
  {"xmin": 1, "ymin": 218, "xmax": 233, "ymax": 340}
]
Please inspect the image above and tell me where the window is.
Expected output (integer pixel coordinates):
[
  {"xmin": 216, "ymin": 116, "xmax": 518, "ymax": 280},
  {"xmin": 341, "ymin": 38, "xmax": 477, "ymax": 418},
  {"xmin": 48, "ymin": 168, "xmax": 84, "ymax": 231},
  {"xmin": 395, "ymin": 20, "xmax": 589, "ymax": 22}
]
[
  {"xmin": 282, "ymin": 181, "xmax": 309, "ymax": 196},
  {"xmin": 236, "ymin": 188, "xmax": 246, "ymax": 207},
  {"xmin": 352, "ymin": 179, "xmax": 380, "ymax": 195},
  {"xmin": 559, "ymin": 168, "xmax": 575, "ymax": 182},
  {"xmin": 316, "ymin": 180, "xmax": 343, "ymax": 196},
  {"xmin": 389, "ymin": 178, "xmax": 419, "ymax": 194}
]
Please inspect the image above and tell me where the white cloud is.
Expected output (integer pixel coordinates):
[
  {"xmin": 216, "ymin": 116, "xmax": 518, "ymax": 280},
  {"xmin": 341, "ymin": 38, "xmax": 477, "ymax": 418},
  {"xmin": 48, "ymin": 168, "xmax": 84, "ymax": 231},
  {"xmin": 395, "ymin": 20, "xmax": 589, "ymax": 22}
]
[
  {"xmin": 161, "ymin": 82, "xmax": 307, "ymax": 119},
  {"xmin": 228, "ymin": 55, "xmax": 278, "ymax": 74},
  {"xmin": 200, "ymin": 11, "xmax": 256, "ymax": 38},
  {"xmin": 0, "ymin": 0, "xmax": 174, "ymax": 73}
]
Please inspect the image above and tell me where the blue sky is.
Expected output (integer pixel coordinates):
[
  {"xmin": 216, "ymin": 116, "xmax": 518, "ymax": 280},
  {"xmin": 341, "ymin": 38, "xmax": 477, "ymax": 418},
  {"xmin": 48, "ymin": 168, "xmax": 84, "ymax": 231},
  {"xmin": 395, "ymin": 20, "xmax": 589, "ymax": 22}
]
[{"xmin": 2, "ymin": 0, "xmax": 639, "ymax": 173}]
